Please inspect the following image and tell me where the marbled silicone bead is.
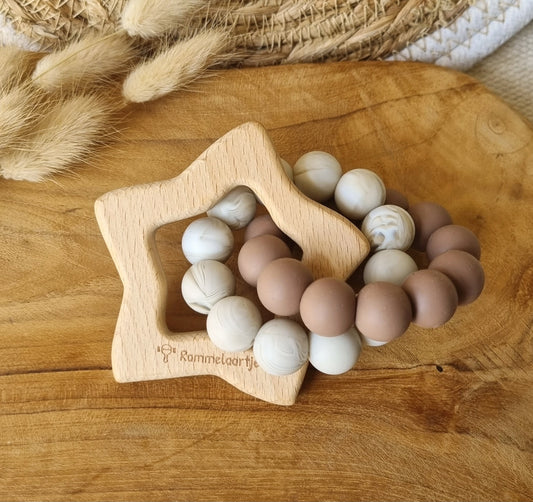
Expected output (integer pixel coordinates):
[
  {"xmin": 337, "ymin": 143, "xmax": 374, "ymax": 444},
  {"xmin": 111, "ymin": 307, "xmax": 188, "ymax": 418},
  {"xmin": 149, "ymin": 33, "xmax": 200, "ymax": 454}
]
[
  {"xmin": 334, "ymin": 168, "xmax": 386, "ymax": 220},
  {"xmin": 293, "ymin": 151, "xmax": 342, "ymax": 202},
  {"xmin": 181, "ymin": 260, "xmax": 235, "ymax": 314},
  {"xmin": 361, "ymin": 204, "xmax": 415, "ymax": 251},
  {"xmin": 253, "ymin": 318, "xmax": 309, "ymax": 376},
  {"xmin": 206, "ymin": 296, "xmax": 262, "ymax": 352},
  {"xmin": 207, "ymin": 186, "xmax": 257, "ymax": 230},
  {"xmin": 181, "ymin": 216, "xmax": 234, "ymax": 264}
]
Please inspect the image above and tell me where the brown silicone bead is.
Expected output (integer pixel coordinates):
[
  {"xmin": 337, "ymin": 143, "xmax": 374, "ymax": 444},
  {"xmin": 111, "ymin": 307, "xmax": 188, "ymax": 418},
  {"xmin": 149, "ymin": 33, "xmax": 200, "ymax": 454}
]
[
  {"xmin": 426, "ymin": 224, "xmax": 481, "ymax": 261},
  {"xmin": 385, "ymin": 188, "xmax": 409, "ymax": 210},
  {"xmin": 402, "ymin": 269, "xmax": 458, "ymax": 328},
  {"xmin": 238, "ymin": 234, "xmax": 291, "ymax": 287},
  {"xmin": 300, "ymin": 278, "xmax": 356, "ymax": 337},
  {"xmin": 355, "ymin": 282, "xmax": 412, "ymax": 342},
  {"xmin": 408, "ymin": 202, "xmax": 453, "ymax": 251},
  {"xmin": 244, "ymin": 213, "xmax": 285, "ymax": 242},
  {"xmin": 428, "ymin": 249, "xmax": 485, "ymax": 305},
  {"xmin": 257, "ymin": 258, "xmax": 313, "ymax": 316}
]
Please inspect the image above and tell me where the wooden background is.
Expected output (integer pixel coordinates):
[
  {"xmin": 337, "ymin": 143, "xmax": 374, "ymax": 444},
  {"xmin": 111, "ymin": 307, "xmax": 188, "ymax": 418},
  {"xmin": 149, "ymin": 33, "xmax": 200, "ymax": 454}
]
[{"xmin": 1, "ymin": 61, "xmax": 532, "ymax": 501}]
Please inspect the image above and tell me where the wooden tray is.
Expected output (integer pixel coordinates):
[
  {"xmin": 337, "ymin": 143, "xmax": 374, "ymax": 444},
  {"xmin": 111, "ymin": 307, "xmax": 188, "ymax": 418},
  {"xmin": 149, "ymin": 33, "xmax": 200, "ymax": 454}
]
[{"xmin": 1, "ymin": 61, "xmax": 532, "ymax": 501}]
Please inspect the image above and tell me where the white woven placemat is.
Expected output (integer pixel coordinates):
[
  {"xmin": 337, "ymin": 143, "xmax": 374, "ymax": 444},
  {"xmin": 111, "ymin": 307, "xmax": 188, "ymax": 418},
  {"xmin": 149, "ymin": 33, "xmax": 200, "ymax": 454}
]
[
  {"xmin": 388, "ymin": 0, "xmax": 533, "ymax": 71},
  {"xmin": 468, "ymin": 20, "xmax": 533, "ymax": 123}
]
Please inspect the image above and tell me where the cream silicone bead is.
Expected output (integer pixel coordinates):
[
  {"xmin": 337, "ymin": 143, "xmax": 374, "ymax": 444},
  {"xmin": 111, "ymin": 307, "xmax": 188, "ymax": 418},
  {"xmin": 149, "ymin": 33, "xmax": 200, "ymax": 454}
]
[
  {"xmin": 181, "ymin": 260, "xmax": 236, "ymax": 314},
  {"xmin": 309, "ymin": 328, "xmax": 362, "ymax": 375},
  {"xmin": 253, "ymin": 318, "xmax": 309, "ymax": 376},
  {"xmin": 361, "ymin": 336, "xmax": 388, "ymax": 347},
  {"xmin": 181, "ymin": 216, "xmax": 234, "ymax": 264},
  {"xmin": 293, "ymin": 151, "xmax": 342, "ymax": 202},
  {"xmin": 363, "ymin": 249, "xmax": 418, "ymax": 285},
  {"xmin": 361, "ymin": 204, "xmax": 415, "ymax": 251},
  {"xmin": 207, "ymin": 186, "xmax": 257, "ymax": 230},
  {"xmin": 334, "ymin": 168, "xmax": 386, "ymax": 220},
  {"xmin": 206, "ymin": 296, "xmax": 262, "ymax": 352}
]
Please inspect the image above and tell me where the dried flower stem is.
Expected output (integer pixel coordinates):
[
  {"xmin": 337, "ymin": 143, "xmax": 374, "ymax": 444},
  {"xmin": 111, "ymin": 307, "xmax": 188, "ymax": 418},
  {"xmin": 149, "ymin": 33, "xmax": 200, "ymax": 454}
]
[{"xmin": 122, "ymin": 30, "xmax": 230, "ymax": 103}]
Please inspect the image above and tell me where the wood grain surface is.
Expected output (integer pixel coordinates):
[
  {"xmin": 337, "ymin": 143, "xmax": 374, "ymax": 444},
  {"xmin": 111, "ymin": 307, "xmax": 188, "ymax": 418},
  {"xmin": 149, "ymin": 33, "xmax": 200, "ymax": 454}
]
[{"xmin": 1, "ymin": 61, "xmax": 532, "ymax": 501}]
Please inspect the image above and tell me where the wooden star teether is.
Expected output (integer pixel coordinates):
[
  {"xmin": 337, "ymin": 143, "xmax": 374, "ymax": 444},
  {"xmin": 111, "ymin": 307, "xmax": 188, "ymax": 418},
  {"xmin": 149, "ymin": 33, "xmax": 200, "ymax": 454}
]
[{"xmin": 94, "ymin": 122, "xmax": 369, "ymax": 405}]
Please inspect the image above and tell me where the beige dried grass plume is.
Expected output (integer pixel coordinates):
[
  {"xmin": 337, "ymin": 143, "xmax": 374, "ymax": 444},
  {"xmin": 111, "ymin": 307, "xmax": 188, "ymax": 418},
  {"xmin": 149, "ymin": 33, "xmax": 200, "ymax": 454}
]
[
  {"xmin": 0, "ymin": 94, "xmax": 119, "ymax": 182},
  {"xmin": 0, "ymin": 85, "xmax": 44, "ymax": 152},
  {"xmin": 32, "ymin": 31, "xmax": 136, "ymax": 92},
  {"xmin": 122, "ymin": 29, "xmax": 230, "ymax": 103},
  {"xmin": 0, "ymin": 46, "xmax": 42, "ymax": 92},
  {"xmin": 121, "ymin": 0, "xmax": 205, "ymax": 38}
]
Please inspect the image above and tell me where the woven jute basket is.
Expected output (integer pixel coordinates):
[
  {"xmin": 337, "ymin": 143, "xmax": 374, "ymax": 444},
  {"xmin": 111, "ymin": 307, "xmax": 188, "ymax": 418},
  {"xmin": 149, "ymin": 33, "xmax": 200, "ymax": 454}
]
[{"xmin": 1, "ymin": 0, "xmax": 472, "ymax": 64}]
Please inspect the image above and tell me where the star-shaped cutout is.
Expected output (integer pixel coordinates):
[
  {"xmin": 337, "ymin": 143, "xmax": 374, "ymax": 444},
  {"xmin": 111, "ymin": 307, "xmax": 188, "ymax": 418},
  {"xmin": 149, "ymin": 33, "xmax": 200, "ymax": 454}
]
[{"xmin": 95, "ymin": 122, "xmax": 369, "ymax": 405}]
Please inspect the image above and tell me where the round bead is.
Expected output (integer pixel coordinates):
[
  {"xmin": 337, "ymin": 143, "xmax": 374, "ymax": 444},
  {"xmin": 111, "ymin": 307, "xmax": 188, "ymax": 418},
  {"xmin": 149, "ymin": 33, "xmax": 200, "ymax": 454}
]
[
  {"xmin": 206, "ymin": 186, "xmax": 257, "ymax": 230},
  {"xmin": 257, "ymin": 258, "xmax": 313, "ymax": 316},
  {"xmin": 429, "ymin": 249, "xmax": 485, "ymax": 305},
  {"xmin": 363, "ymin": 249, "xmax": 418, "ymax": 286},
  {"xmin": 206, "ymin": 296, "xmax": 262, "ymax": 352},
  {"xmin": 408, "ymin": 201, "xmax": 453, "ymax": 251},
  {"xmin": 426, "ymin": 224, "xmax": 481, "ymax": 261},
  {"xmin": 355, "ymin": 282, "xmax": 412, "ymax": 342},
  {"xmin": 300, "ymin": 278, "xmax": 356, "ymax": 336},
  {"xmin": 293, "ymin": 151, "xmax": 342, "ymax": 202},
  {"xmin": 181, "ymin": 260, "xmax": 235, "ymax": 314},
  {"xmin": 244, "ymin": 213, "xmax": 284, "ymax": 242},
  {"xmin": 334, "ymin": 169, "xmax": 386, "ymax": 220},
  {"xmin": 385, "ymin": 188, "xmax": 409, "ymax": 209},
  {"xmin": 402, "ymin": 269, "xmax": 458, "ymax": 328},
  {"xmin": 309, "ymin": 328, "xmax": 362, "ymax": 375},
  {"xmin": 361, "ymin": 204, "xmax": 415, "ymax": 251},
  {"xmin": 253, "ymin": 318, "xmax": 309, "ymax": 376},
  {"xmin": 181, "ymin": 217, "xmax": 234, "ymax": 264},
  {"xmin": 238, "ymin": 234, "xmax": 291, "ymax": 287}
]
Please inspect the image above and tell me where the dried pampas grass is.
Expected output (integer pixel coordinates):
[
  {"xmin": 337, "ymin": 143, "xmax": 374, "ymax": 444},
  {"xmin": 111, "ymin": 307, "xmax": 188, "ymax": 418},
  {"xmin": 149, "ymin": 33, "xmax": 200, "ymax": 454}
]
[
  {"xmin": 121, "ymin": 0, "xmax": 205, "ymax": 38},
  {"xmin": 122, "ymin": 30, "xmax": 230, "ymax": 103},
  {"xmin": 32, "ymin": 32, "xmax": 136, "ymax": 92},
  {"xmin": 0, "ymin": 94, "xmax": 119, "ymax": 182}
]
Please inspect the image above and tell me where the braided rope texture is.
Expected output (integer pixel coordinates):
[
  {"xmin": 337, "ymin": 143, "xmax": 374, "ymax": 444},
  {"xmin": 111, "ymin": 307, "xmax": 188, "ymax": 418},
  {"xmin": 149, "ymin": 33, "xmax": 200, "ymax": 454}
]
[
  {"xmin": 0, "ymin": 0, "xmax": 472, "ymax": 64},
  {"xmin": 388, "ymin": 0, "xmax": 533, "ymax": 70}
]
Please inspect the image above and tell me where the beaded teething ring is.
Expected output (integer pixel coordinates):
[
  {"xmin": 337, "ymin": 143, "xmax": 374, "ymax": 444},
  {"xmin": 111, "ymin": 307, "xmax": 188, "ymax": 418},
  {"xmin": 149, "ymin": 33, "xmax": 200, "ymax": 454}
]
[{"xmin": 179, "ymin": 151, "xmax": 484, "ymax": 378}]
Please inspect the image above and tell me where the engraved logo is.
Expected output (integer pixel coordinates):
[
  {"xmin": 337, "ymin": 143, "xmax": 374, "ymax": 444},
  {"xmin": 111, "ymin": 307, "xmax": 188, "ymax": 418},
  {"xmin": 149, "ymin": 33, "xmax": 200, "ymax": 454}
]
[
  {"xmin": 157, "ymin": 343, "xmax": 176, "ymax": 363},
  {"xmin": 156, "ymin": 344, "xmax": 258, "ymax": 371}
]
